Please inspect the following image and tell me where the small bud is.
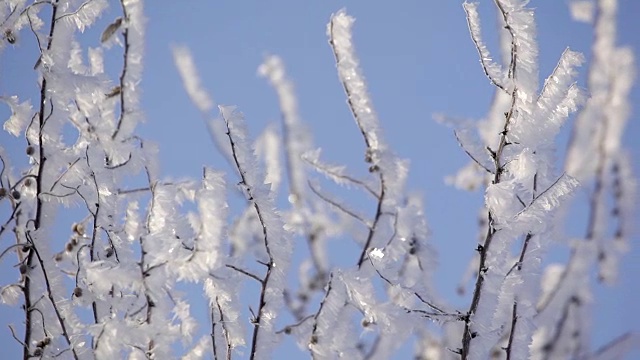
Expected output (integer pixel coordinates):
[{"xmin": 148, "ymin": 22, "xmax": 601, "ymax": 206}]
[
  {"xmin": 19, "ymin": 264, "xmax": 28, "ymax": 274},
  {"xmin": 284, "ymin": 326, "xmax": 292, "ymax": 335},
  {"xmin": 73, "ymin": 287, "xmax": 83, "ymax": 297},
  {"xmin": 54, "ymin": 253, "xmax": 63, "ymax": 262},
  {"xmin": 364, "ymin": 151, "xmax": 372, "ymax": 163},
  {"xmin": 361, "ymin": 318, "xmax": 373, "ymax": 328},
  {"xmin": 11, "ymin": 190, "xmax": 20, "ymax": 200},
  {"xmin": 65, "ymin": 242, "xmax": 74, "ymax": 252},
  {"xmin": 21, "ymin": 245, "xmax": 30, "ymax": 253},
  {"xmin": 105, "ymin": 247, "xmax": 114, "ymax": 258},
  {"xmin": 24, "ymin": 178, "xmax": 33, "ymax": 187},
  {"xmin": 26, "ymin": 146, "xmax": 35, "ymax": 155},
  {"xmin": 0, "ymin": 188, "xmax": 6, "ymax": 198},
  {"xmin": 33, "ymin": 348, "xmax": 43, "ymax": 357},
  {"xmin": 105, "ymin": 86, "xmax": 122, "ymax": 98}
]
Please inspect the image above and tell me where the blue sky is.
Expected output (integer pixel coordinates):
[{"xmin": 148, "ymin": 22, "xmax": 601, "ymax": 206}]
[{"xmin": 1, "ymin": 0, "xmax": 639, "ymax": 358}]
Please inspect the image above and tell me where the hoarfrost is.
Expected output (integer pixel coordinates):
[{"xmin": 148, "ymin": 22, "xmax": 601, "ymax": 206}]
[{"xmin": 2, "ymin": 96, "xmax": 32, "ymax": 137}]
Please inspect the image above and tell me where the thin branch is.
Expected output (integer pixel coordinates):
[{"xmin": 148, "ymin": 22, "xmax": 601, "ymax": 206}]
[
  {"xmin": 453, "ymin": 130, "xmax": 494, "ymax": 174},
  {"xmin": 24, "ymin": 3, "xmax": 59, "ymax": 358},
  {"xmin": 276, "ymin": 315, "xmax": 314, "ymax": 335},
  {"xmin": 505, "ymin": 233, "xmax": 533, "ymax": 360},
  {"xmin": 0, "ymin": 205, "xmax": 21, "ymax": 239},
  {"xmin": 463, "ymin": 2, "xmax": 508, "ymax": 93},
  {"xmin": 112, "ymin": 0, "xmax": 131, "ymax": 139},
  {"xmin": 357, "ymin": 180, "xmax": 385, "ymax": 268},
  {"xmin": 49, "ymin": 157, "xmax": 82, "ymax": 192},
  {"xmin": 8, "ymin": 324, "xmax": 27, "ymax": 348},
  {"xmin": 220, "ymin": 110, "xmax": 278, "ymax": 360},
  {"xmin": 303, "ymin": 157, "xmax": 379, "ymax": 198},
  {"xmin": 461, "ymin": 0, "xmax": 520, "ymax": 356},
  {"xmin": 327, "ymin": 14, "xmax": 388, "ymax": 269},
  {"xmin": 25, "ymin": 233, "xmax": 79, "ymax": 359},
  {"xmin": 308, "ymin": 181, "xmax": 371, "ymax": 228},
  {"xmin": 225, "ymin": 264, "xmax": 263, "ymax": 284},
  {"xmin": 309, "ymin": 273, "xmax": 334, "ymax": 357},
  {"xmin": 54, "ymin": 0, "xmax": 97, "ymax": 22}
]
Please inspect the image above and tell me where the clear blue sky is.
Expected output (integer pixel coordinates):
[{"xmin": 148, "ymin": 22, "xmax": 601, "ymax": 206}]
[{"xmin": 1, "ymin": 0, "xmax": 638, "ymax": 358}]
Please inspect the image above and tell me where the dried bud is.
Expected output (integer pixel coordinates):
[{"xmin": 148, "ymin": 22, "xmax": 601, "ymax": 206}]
[
  {"xmin": 65, "ymin": 242, "xmax": 74, "ymax": 252},
  {"xmin": 72, "ymin": 223, "xmax": 85, "ymax": 236},
  {"xmin": 26, "ymin": 146, "xmax": 34, "ymax": 155},
  {"xmin": 11, "ymin": 190, "xmax": 20, "ymax": 200},
  {"xmin": 21, "ymin": 245, "xmax": 30, "ymax": 253},
  {"xmin": 283, "ymin": 326, "xmax": 292, "ymax": 335},
  {"xmin": 19, "ymin": 264, "xmax": 28, "ymax": 274},
  {"xmin": 4, "ymin": 30, "xmax": 16, "ymax": 44},
  {"xmin": 24, "ymin": 178, "xmax": 32, "ymax": 187},
  {"xmin": 54, "ymin": 253, "xmax": 63, "ymax": 262},
  {"xmin": 73, "ymin": 287, "xmax": 83, "ymax": 297},
  {"xmin": 32, "ymin": 348, "xmax": 42, "ymax": 357},
  {"xmin": 36, "ymin": 336, "xmax": 51, "ymax": 348}
]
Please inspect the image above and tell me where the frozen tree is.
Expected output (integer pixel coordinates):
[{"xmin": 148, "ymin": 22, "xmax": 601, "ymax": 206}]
[{"xmin": 0, "ymin": 0, "xmax": 636, "ymax": 359}]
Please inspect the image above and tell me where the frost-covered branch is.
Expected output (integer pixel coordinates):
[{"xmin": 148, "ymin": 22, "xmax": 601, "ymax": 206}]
[
  {"xmin": 459, "ymin": 1, "xmax": 585, "ymax": 358},
  {"xmin": 23, "ymin": 2, "xmax": 60, "ymax": 358},
  {"xmin": 220, "ymin": 106, "xmax": 292, "ymax": 360},
  {"xmin": 532, "ymin": 0, "xmax": 637, "ymax": 357},
  {"xmin": 112, "ymin": 0, "xmax": 144, "ymax": 140},
  {"xmin": 463, "ymin": 2, "xmax": 508, "ymax": 92},
  {"xmin": 0, "ymin": 1, "xmax": 635, "ymax": 359},
  {"xmin": 327, "ymin": 9, "xmax": 399, "ymax": 269}
]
